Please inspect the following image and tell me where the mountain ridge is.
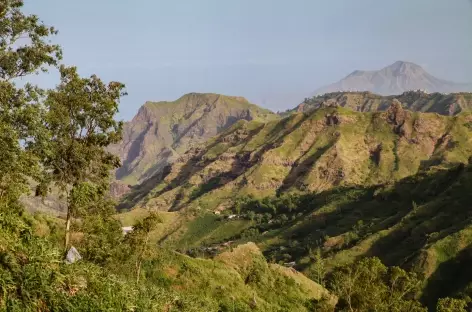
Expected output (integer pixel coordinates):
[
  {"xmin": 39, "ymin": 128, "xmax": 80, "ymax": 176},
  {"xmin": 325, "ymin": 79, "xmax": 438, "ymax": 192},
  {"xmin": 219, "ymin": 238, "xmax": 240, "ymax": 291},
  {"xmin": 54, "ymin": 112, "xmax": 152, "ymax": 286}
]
[
  {"xmin": 291, "ymin": 90, "xmax": 472, "ymax": 116},
  {"xmin": 108, "ymin": 92, "xmax": 277, "ymax": 186}
]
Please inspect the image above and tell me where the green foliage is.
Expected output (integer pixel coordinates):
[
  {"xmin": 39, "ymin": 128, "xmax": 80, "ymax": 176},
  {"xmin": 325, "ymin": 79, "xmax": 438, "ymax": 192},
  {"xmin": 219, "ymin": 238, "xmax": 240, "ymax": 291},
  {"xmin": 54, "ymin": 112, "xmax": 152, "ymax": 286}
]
[
  {"xmin": 70, "ymin": 182, "xmax": 117, "ymax": 218},
  {"xmin": 31, "ymin": 64, "xmax": 126, "ymax": 250},
  {"xmin": 0, "ymin": 0, "xmax": 62, "ymax": 80},
  {"xmin": 121, "ymin": 212, "xmax": 162, "ymax": 283},
  {"xmin": 79, "ymin": 215, "xmax": 123, "ymax": 265},
  {"xmin": 305, "ymin": 295, "xmax": 335, "ymax": 312},
  {"xmin": 190, "ymin": 177, "xmax": 221, "ymax": 200},
  {"xmin": 329, "ymin": 257, "xmax": 426, "ymax": 311},
  {"xmin": 0, "ymin": 208, "xmax": 162, "ymax": 311},
  {"xmin": 0, "ymin": 0, "xmax": 61, "ymax": 208},
  {"xmin": 37, "ymin": 65, "xmax": 125, "ymax": 193},
  {"xmin": 309, "ymin": 248, "xmax": 326, "ymax": 286},
  {"xmin": 436, "ymin": 297, "xmax": 468, "ymax": 312}
]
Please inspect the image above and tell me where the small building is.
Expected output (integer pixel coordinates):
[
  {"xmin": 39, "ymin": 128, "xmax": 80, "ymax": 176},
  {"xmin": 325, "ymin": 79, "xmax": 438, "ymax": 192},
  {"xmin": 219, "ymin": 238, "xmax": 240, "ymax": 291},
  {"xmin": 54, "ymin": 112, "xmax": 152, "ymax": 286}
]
[
  {"xmin": 122, "ymin": 226, "xmax": 133, "ymax": 235},
  {"xmin": 284, "ymin": 261, "xmax": 296, "ymax": 268}
]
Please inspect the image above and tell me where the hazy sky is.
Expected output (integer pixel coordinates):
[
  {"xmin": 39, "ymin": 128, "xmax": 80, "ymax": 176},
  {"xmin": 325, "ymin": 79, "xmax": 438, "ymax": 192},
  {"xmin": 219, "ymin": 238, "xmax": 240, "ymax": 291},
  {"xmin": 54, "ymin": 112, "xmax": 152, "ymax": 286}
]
[{"xmin": 24, "ymin": 0, "xmax": 472, "ymax": 120}]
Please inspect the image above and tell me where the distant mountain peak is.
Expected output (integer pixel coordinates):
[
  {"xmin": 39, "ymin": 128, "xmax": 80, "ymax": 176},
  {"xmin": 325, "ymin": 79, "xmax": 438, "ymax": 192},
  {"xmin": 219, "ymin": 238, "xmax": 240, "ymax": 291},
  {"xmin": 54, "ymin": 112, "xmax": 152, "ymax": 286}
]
[
  {"xmin": 383, "ymin": 61, "xmax": 424, "ymax": 75},
  {"xmin": 389, "ymin": 60, "xmax": 420, "ymax": 68},
  {"xmin": 347, "ymin": 69, "xmax": 367, "ymax": 77},
  {"xmin": 312, "ymin": 61, "xmax": 472, "ymax": 96}
]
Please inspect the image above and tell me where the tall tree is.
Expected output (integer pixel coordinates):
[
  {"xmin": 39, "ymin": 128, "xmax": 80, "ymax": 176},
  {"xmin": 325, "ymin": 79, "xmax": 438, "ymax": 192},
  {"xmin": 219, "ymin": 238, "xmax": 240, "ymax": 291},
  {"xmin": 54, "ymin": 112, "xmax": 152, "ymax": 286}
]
[
  {"xmin": 121, "ymin": 212, "xmax": 161, "ymax": 283},
  {"xmin": 37, "ymin": 65, "xmax": 126, "ymax": 251},
  {"xmin": 330, "ymin": 257, "xmax": 426, "ymax": 312},
  {"xmin": 0, "ymin": 0, "xmax": 61, "ymax": 207}
]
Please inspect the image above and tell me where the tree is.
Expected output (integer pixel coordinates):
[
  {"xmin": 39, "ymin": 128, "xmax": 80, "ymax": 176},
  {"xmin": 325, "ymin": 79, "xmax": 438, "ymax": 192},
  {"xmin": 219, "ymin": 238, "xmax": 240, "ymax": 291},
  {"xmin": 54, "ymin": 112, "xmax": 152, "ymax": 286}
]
[
  {"xmin": 309, "ymin": 247, "xmax": 326, "ymax": 286},
  {"xmin": 0, "ymin": 0, "xmax": 61, "ymax": 81},
  {"xmin": 72, "ymin": 182, "xmax": 123, "ymax": 264},
  {"xmin": 330, "ymin": 257, "xmax": 426, "ymax": 312},
  {"xmin": 436, "ymin": 297, "xmax": 468, "ymax": 312},
  {"xmin": 0, "ymin": 0, "xmax": 61, "ymax": 208},
  {"xmin": 36, "ymin": 65, "xmax": 126, "ymax": 251},
  {"xmin": 121, "ymin": 213, "xmax": 161, "ymax": 283}
]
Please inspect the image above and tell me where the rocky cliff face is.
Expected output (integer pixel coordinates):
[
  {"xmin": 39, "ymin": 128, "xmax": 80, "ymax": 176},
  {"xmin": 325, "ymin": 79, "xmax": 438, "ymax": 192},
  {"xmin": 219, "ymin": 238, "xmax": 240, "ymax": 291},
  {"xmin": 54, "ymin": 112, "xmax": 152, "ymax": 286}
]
[
  {"xmin": 108, "ymin": 93, "xmax": 277, "ymax": 186},
  {"xmin": 312, "ymin": 61, "xmax": 472, "ymax": 96}
]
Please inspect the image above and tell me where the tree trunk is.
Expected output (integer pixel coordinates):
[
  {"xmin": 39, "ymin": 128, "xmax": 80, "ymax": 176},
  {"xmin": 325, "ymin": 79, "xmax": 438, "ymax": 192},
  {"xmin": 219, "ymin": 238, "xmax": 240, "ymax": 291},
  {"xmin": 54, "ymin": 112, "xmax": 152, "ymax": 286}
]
[
  {"xmin": 64, "ymin": 189, "xmax": 73, "ymax": 255},
  {"xmin": 136, "ymin": 233, "xmax": 150, "ymax": 284},
  {"xmin": 64, "ymin": 206, "xmax": 71, "ymax": 253}
]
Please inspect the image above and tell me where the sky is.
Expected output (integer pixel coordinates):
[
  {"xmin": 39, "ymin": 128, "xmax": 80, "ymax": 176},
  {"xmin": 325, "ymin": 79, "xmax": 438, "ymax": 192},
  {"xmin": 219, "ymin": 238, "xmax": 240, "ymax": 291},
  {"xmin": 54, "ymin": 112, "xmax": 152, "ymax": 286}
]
[{"xmin": 24, "ymin": 0, "xmax": 472, "ymax": 120}]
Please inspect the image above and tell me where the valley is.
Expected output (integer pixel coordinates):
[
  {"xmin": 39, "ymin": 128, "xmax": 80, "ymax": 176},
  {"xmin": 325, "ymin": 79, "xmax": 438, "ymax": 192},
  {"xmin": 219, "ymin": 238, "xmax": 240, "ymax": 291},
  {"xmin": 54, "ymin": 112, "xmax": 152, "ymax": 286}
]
[
  {"xmin": 111, "ymin": 90, "xmax": 472, "ymax": 310},
  {"xmin": 2, "ymin": 1, "xmax": 472, "ymax": 310}
]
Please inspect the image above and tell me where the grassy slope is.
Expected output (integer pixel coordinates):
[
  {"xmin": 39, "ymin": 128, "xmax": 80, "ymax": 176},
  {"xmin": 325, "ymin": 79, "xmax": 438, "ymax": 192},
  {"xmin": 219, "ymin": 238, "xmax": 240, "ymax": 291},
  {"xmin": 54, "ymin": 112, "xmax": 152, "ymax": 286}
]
[
  {"xmin": 30, "ymin": 209, "xmax": 332, "ymax": 311},
  {"xmin": 115, "ymin": 101, "xmax": 472, "ymax": 306},
  {"xmin": 14, "ymin": 210, "xmax": 333, "ymax": 311},
  {"xmin": 142, "ymin": 243, "xmax": 332, "ymax": 311}
]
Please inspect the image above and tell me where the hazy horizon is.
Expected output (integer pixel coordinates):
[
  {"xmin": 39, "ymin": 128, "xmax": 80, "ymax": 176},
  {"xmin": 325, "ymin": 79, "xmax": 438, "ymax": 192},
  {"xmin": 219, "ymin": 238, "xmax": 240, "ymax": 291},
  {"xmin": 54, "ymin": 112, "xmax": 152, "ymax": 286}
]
[{"xmin": 24, "ymin": 0, "xmax": 472, "ymax": 120}]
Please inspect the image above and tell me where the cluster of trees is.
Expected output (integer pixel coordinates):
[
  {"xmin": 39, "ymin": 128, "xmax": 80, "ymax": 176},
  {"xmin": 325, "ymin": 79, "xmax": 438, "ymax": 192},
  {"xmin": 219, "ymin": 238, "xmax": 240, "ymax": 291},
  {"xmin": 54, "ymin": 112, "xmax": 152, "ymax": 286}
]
[
  {"xmin": 0, "ymin": 0, "xmax": 125, "ymax": 252},
  {"xmin": 307, "ymin": 257, "xmax": 470, "ymax": 312},
  {"xmin": 0, "ymin": 1, "xmax": 197, "ymax": 310},
  {"xmin": 233, "ymin": 193, "xmax": 308, "ymax": 225}
]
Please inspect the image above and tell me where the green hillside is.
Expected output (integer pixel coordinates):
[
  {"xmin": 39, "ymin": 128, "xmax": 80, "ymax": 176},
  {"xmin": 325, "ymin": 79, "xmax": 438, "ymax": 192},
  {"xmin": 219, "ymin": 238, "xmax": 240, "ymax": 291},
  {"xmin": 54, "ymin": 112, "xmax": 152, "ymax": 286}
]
[
  {"xmin": 121, "ymin": 101, "xmax": 472, "ymax": 212},
  {"xmin": 108, "ymin": 93, "xmax": 277, "ymax": 186},
  {"xmin": 166, "ymin": 162, "xmax": 472, "ymax": 304},
  {"xmin": 6, "ymin": 1, "xmax": 472, "ymax": 311},
  {"xmin": 116, "ymin": 102, "xmax": 472, "ymax": 308}
]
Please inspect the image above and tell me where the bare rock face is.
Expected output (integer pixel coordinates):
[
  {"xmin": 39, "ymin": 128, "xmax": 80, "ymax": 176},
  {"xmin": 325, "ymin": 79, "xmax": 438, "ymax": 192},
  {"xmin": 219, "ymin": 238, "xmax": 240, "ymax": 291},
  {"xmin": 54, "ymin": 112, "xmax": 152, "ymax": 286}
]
[
  {"xmin": 109, "ymin": 181, "xmax": 131, "ymax": 199},
  {"xmin": 386, "ymin": 99, "xmax": 406, "ymax": 126}
]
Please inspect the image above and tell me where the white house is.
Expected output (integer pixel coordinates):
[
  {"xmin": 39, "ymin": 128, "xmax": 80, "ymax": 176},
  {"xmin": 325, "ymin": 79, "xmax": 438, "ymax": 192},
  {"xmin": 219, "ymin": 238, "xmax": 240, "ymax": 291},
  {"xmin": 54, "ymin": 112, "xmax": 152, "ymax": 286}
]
[{"xmin": 122, "ymin": 226, "xmax": 133, "ymax": 235}]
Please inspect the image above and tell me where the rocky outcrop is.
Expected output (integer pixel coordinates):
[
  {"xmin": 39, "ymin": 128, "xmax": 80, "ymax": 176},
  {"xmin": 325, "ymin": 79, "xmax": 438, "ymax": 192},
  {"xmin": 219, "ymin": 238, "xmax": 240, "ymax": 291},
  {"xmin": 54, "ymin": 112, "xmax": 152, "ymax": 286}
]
[{"xmin": 109, "ymin": 181, "xmax": 131, "ymax": 199}]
